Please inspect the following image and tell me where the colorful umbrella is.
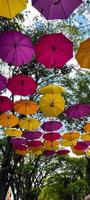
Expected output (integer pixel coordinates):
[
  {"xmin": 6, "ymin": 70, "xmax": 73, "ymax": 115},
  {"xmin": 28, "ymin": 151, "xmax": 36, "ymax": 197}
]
[
  {"xmin": 75, "ymin": 38, "xmax": 90, "ymax": 69},
  {"xmin": 43, "ymin": 132, "xmax": 61, "ymax": 141},
  {"xmin": 15, "ymin": 149, "xmax": 28, "ymax": 156},
  {"xmin": 0, "ymin": 113, "xmax": 19, "ymax": 127},
  {"xmin": 81, "ymin": 133, "xmax": 90, "ymax": 141},
  {"xmin": 7, "ymin": 74, "xmax": 37, "ymax": 96},
  {"xmin": 72, "ymin": 147, "xmax": 85, "ymax": 156},
  {"xmin": 0, "ymin": 96, "xmax": 13, "ymax": 113},
  {"xmin": 34, "ymin": 33, "xmax": 73, "ymax": 68},
  {"xmin": 19, "ymin": 118, "xmax": 41, "ymax": 131},
  {"xmin": 83, "ymin": 122, "xmax": 90, "ymax": 132},
  {"xmin": 62, "ymin": 131, "xmax": 80, "ymax": 141},
  {"xmin": 4, "ymin": 128, "xmax": 22, "ymax": 137},
  {"xmin": 0, "ymin": 74, "xmax": 7, "ymax": 91},
  {"xmin": 10, "ymin": 137, "xmax": 27, "ymax": 149},
  {"xmin": 74, "ymin": 141, "xmax": 88, "ymax": 150},
  {"xmin": 61, "ymin": 140, "xmax": 77, "ymax": 147},
  {"xmin": 0, "ymin": 0, "xmax": 27, "ymax": 19},
  {"xmin": 23, "ymin": 131, "xmax": 42, "ymax": 140},
  {"xmin": 40, "ymin": 94, "xmax": 65, "ymax": 117},
  {"xmin": 0, "ymin": 31, "xmax": 34, "ymax": 67},
  {"xmin": 14, "ymin": 100, "xmax": 39, "ymax": 115},
  {"xmin": 65, "ymin": 103, "xmax": 90, "ymax": 119},
  {"xmin": 43, "ymin": 150, "xmax": 55, "ymax": 156},
  {"xmin": 27, "ymin": 140, "xmax": 42, "ymax": 147},
  {"xmin": 57, "ymin": 149, "xmax": 70, "ymax": 155},
  {"xmin": 43, "ymin": 140, "xmax": 60, "ymax": 150},
  {"xmin": 32, "ymin": 0, "xmax": 82, "ymax": 20},
  {"xmin": 38, "ymin": 84, "xmax": 66, "ymax": 94},
  {"xmin": 29, "ymin": 150, "xmax": 42, "ymax": 156},
  {"xmin": 41, "ymin": 120, "xmax": 62, "ymax": 131}
]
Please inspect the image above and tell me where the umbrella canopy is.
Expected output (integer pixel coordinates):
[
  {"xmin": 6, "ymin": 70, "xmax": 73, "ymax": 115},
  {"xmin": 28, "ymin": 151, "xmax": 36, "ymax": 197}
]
[
  {"xmin": 61, "ymin": 140, "xmax": 77, "ymax": 147},
  {"xmin": 32, "ymin": 0, "xmax": 82, "ymax": 20},
  {"xmin": 83, "ymin": 122, "xmax": 90, "ymax": 132},
  {"xmin": 4, "ymin": 128, "xmax": 22, "ymax": 137},
  {"xmin": 43, "ymin": 150, "xmax": 55, "ymax": 156},
  {"xmin": 43, "ymin": 132, "xmax": 61, "ymax": 141},
  {"xmin": 0, "ymin": 31, "xmax": 34, "ymax": 67},
  {"xmin": 72, "ymin": 147, "xmax": 85, "ymax": 156},
  {"xmin": 23, "ymin": 131, "xmax": 42, "ymax": 140},
  {"xmin": 0, "ymin": 113, "xmax": 19, "ymax": 127},
  {"xmin": 62, "ymin": 131, "xmax": 80, "ymax": 141},
  {"xmin": 57, "ymin": 149, "xmax": 70, "ymax": 155},
  {"xmin": 75, "ymin": 38, "xmax": 90, "ymax": 69},
  {"xmin": 19, "ymin": 118, "xmax": 41, "ymax": 131},
  {"xmin": 14, "ymin": 100, "xmax": 39, "ymax": 115},
  {"xmin": 0, "ymin": 96, "xmax": 13, "ymax": 113},
  {"xmin": 27, "ymin": 140, "xmax": 42, "ymax": 147},
  {"xmin": 7, "ymin": 74, "xmax": 37, "ymax": 96},
  {"xmin": 29, "ymin": 149, "xmax": 42, "ymax": 156},
  {"xmin": 74, "ymin": 141, "xmax": 88, "ymax": 150},
  {"xmin": 10, "ymin": 137, "xmax": 26, "ymax": 149},
  {"xmin": 40, "ymin": 94, "xmax": 65, "ymax": 117},
  {"xmin": 0, "ymin": 74, "xmax": 7, "ymax": 91},
  {"xmin": 0, "ymin": 0, "xmax": 27, "ymax": 19},
  {"xmin": 15, "ymin": 149, "xmax": 28, "ymax": 156},
  {"xmin": 65, "ymin": 103, "xmax": 90, "ymax": 119},
  {"xmin": 41, "ymin": 120, "xmax": 62, "ymax": 131},
  {"xmin": 34, "ymin": 33, "xmax": 73, "ymax": 68},
  {"xmin": 81, "ymin": 133, "xmax": 90, "ymax": 141},
  {"xmin": 43, "ymin": 140, "xmax": 60, "ymax": 150},
  {"xmin": 38, "ymin": 84, "xmax": 66, "ymax": 94}
]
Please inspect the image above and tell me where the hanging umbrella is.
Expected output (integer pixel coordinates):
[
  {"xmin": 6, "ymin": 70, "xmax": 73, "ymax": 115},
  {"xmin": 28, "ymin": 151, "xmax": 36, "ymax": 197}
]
[
  {"xmin": 4, "ymin": 128, "xmax": 22, "ymax": 137},
  {"xmin": 29, "ymin": 149, "xmax": 42, "ymax": 156},
  {"xmin": 27, "ymin": 140, "xmax": 42, "ymax": 147},
  {"xmin": 0, "ymin": 31, "xmax": 34, "ymax": 67},
  {"xmin": 15, "ymin": 149, "xmax": 28, "ymax": 156},
  {"xmin": 62, "ymin": 131, "xmax": 80, "ymax": 141},
  {"xmin": 14, "ymin": 100, "xmax": 39, "ymax": 115},
  {"xmin": 74, "ymin": 141, "xmax": 88, "ymax": 150},
  {"xmin": 0, "ymin": 96, "xmax": 13, "ymax": 113},
  {"xmin": 0, "ymin": 113, "xmax": 19, "ymax": 127},
  {"xmin": 19, "ymin": 118, "xmax": 41, "ymax": 131},
  {"xmin": 7, "ymin": 74, "xmax": 37, "ymax": 96},
  {"xmin": 43, "ymin": 140, "xmax": 60, "ymax": 151},
  {"xmin": 38, "ymin": 84, "xmax": 66, "ymax": 94},
  {"xmin": 65, "ymin": 103, "xmax": 90, "ymax": 119},
  {"xmin": 57, "ymin": 149, "xmax": 70, "ymax": 155},
  {"xmin": 40, "ymin": 94, "xmax": 65, "ymax": 117},
  {"xmin": 83, "ymin": 122, "xmax": 90, "ymax": 132},
  {"xmin": 34, "ymin": 33, "xmax": 73, "ymax": 68},
  {"xmin": 0, "ymin": 0, "xmax": 28, "ymax": 19},
  {"xmin": 61, "ymin": 140, "xmax": 77, "ymax": 147},
  {"xmin": 43, "ymin": 150, "xmax": 55, "ymax": 156},
  {"xmin": 72, "ymin": 146, "xmax": 85, "ymax": 156},
  {"xmin": 10, "ymin": 137, "xmax": 26, "ymax": 149},
  {"xmin": 0, "ymin": 74, "xmax": 7, "ymax": 91},
  {"xmin": 32, "ymin": 0, "xmax": 82, "ymax": 20},
  {"xmin": 81, "ymin": 133, "xmax": 90, "ymax": 141},
  {"xmin": 75, "ymin": 38, "xmax": 90, "ymax": 69},
  {"xmin": 86, "ymin": 148, "xmax": 90, "ymax": 157},
  {"xmin": 43, "ymin": 132, "xmax": 61, "ymax": 141},
  {"xmin": 23, "ymin": 131, "xmax": 42, "ymax": 140},
  {"xmin": 41, "ymin": 120, "xmax": 62, "ymax": 131}
]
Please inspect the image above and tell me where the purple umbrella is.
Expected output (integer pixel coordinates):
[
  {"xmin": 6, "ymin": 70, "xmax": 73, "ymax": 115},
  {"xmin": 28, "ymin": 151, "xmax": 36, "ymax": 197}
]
[
  {"xmin": 41, "ymin": 120, "xmax": 62, "ymax": 131},
  {"xmin": 0, "ymin": 31, "xmax": 34, "ymax": 67},
  {"xmin": 10, "ymin": 137, "xmax": 27, "ymax": 150},
  {"xmin": 23, "ymin": 131, "xmax": 42, "ymax": 140},
  {"xmin": 74, "ymin": 141, "xmax": 88, "ymax": 150},
  {"xmin": 0, "ymin": 74, "xmax": 7, "ymax": 91},
  {"xmin": 43, "ymin": 150, "xmax": 55, "ymax": 156},
  {"xmin": 32, "ymin": 0, "xmax": 82, "ymax": 20},
  {"xmin": 57, "ymin": 149, "xmax": 70, "ymax": 155},
  {"xmin": 65, "ymin": 103, "xmax": 90, "ymax": 119}
]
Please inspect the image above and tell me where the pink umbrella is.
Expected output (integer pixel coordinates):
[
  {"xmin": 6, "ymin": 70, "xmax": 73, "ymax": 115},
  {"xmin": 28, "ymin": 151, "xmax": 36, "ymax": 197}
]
[
  {"xmin": 7, "ymin": 74, "xmax": 37, "ymax": 96},
  {"xmin": 0, "ymin": 96, "xmax": 13, "ymax": 112},
  {"xmin": 43, "ymin": 132, "xmax": 61, "ymax": 141},
  {"xmin": 43, "ymin": 150, "xmax": 55, "ymax": 156},
  {"xmin": 23, "ymin": 131, "xmax": 42, "ymax": 140},
  {"xmin": 57, "ymin": 149, "xmax": 70, "ymax": 155},
  {"xmin": 0, "ymin": 74, "xmax": 7, "ymax": 91},
  {"xmin": 65, "ymin": 103, "xmax": 90, "ymax": 119},
  {"xmin": 34, "ymin": 33, "xmax": 73, "ymax": 68},
  {"xmin": 74, "ymin": 141, "xmax": 88, "ymax": 150},
  {"xmin": 41, "ymin": 120, "xmax": 62, "ymax": 131},
  {"xmin": 0, "ymin": 31, "xmax": 34, "ymax": 67}
]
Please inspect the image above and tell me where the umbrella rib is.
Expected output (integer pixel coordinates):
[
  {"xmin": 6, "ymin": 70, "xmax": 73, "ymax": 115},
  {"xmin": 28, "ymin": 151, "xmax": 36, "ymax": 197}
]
[
  {"xmin": 60, "ymin": 1, "xmax": 68, "ymax": 19},
  {"xmin": 47, "ymin": 0, "xmax": 53, "ymax": 19},
  {"xmin": 19, "ymin": 0, "xmax": 27, "ymax": 7},
  {"xmin": 7, "ymin": 0, "xmax": 12, "ymax": 18}
]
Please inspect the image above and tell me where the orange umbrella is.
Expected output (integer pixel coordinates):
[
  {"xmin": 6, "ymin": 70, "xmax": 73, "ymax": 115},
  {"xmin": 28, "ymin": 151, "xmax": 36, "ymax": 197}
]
[
  {"xmin": 72, "ymin": 146, "xmax": 85, "ymax": 156},
  {"xmin": 43, "ymin": 140, "xmax": 60, "ymax": 151},
  {"xmin": 62, "ymin": 131, "xmax": 80, "ymax": 141},
  {"xmin": 83, "ymin": 122, "xmax": 90, "ymax": 132},
  {"xmin": 14, "ymin": 100, "xmax": 39, "ymax": 115},
  {"xmin": 0, "ymin": 113, "xmax": 19, "ymax": 127},
  {"xmin": 15, "ymin": 149, "xmax": 28, "ymax": 156}
]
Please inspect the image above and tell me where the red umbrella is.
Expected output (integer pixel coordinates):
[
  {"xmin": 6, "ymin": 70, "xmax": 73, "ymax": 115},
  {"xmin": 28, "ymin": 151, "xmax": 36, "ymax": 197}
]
[
  {"xmin": 43, "ymin": 132, "xmax": 61, "ymax": 141},
  {"xmin": 41, "ymin": 120, "xmax": 62, "ymax": 131},
  {"xmin": 0, "ymin": 74, "xmax": 7, "ymax": 91},
  {"xmin": 74, "ymin": 141, "xmax": 88, "ymax": 150},
  {"xmin": 7, "ymin": 74, "xmax": 37, "ymax": 96},
  {"xmin": 27, "ymin": 140, "xmax": 43, "ymax": 148},
  {"xmin": 10, "ymin": 137, "xmax": 27, "ymax": 150},
  {"xmin": 0, "ymin": 96, "xmax": 13, "ymax": 112},
  {"xmin": 34, "ymin": 33, "xmax": 73, "ymax": 68}
]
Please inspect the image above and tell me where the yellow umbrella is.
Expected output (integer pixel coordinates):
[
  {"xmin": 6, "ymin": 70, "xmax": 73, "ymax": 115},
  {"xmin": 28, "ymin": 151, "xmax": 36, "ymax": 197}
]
[
  {"xmin": 62, "ymin": 131, "xmax": 80, "ymax": 141},
  {"xmin": 0, "ymin": 113, "xmax": 19, "ymax": 127},
  {"xmin": 43, "ymin": 140, "xmax": 60, "ymax": 151},
  {"xmin": 19, "ymin": 118, "xmax": 41, "ymax": 131},
  {"xmin": 83, "ymin": 122, "xmax": 90, "ymax": 132},
  {"xmin": 0, "ymin": 0, "xmax": 27, "ymax": 19},
  {"xmin": 38, "ymin": 84, "xmax": 66, "ymax": 94},
  {"xmin": 40, "ymin": 94, "xmax": 65, "ymax": 117},
  {"xmin": 14, "ymin": 100, "xmax": 39, "ymax": 115},
  {"xmin": 28, "ymin": 150, "xmax": 42, "ymax": 156},
  {"xmin": 81, "ymin": 133, "xmax": 90, "ymax": 141},
  {"xmin": 72, "ymin": 147, "xmax": 85, "ymax": 156},
  {"xmin": 75, "ymin": 38, "xmax": 90, "ymax": 69},
  {"xmin": 61, "ymin": 140, "xmax": 77, "ymax": 147},
  {"xmin": 4, "ymin": 128, "xmax": 22, "ymax": 137},
  {"xmin": 86, "ymin": 148, "xmax": 90, "ymax": 157}
]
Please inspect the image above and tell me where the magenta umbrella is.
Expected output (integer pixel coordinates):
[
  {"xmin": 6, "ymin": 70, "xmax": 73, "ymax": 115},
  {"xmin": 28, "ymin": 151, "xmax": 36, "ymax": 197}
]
[
  {"xmin": 0, "ymin": 96, "xmax": 13, "ymax": 112},
  {"xmin": 34, "ymin": 33, "xmax": 73, "ymax": 68},
  {"xmin": 0, "ymin": 74, "xmax": 7, "ymax": 91},
  {"xmin": 43, "ymin": 132, "xmax": 61, "ymax": 141},
  {"xmin": 41, "ymin": 120, "xmax": 62, "ymax": 131},
  {"xmin": 7, "ymin": 74, "xmax": 37, "ymax": 96},
  {"xmin": 65, "ymin": 103, "xmax": 90, "ymax": 119},
  {"xmin": 0, "ymin": 31, "xmax": 34, "ymax": 67},
  {"xmin": 74, "ymin": 141, "xmax": 88, "ymax": 150},
  {"xmin": 10, "ymin": 137, "xmax": 27, "ymax": 150},
  {"xmin": 32, "ymin": 0, "xmax": 82, "ymax": 20},
  {"xmin": 43, "ymin": 150, "xmax": 55, "ymax": 156},
  {"xmin": 23, "ymin": 131, "xmax": 42, "ymax": 140},
  {"xmin": 57, "ymin": 149, "xmax": 70, "ymax": 155},
  {"xmin": 27, "ymin": 140, "xmax": 43, "ymax": 147}
]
